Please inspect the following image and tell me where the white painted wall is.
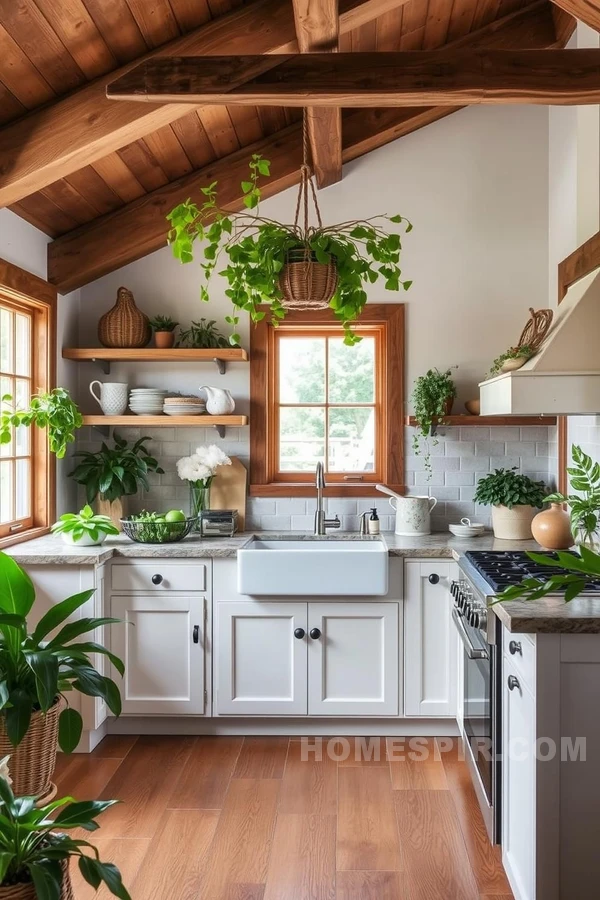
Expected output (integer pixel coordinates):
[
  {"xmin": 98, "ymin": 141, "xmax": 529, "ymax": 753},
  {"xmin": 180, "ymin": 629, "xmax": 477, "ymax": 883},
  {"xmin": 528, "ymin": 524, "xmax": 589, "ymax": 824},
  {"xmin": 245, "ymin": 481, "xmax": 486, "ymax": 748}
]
[{"xmin": 0, "ymin": 208, "xmax": 79, "ymax": 516}]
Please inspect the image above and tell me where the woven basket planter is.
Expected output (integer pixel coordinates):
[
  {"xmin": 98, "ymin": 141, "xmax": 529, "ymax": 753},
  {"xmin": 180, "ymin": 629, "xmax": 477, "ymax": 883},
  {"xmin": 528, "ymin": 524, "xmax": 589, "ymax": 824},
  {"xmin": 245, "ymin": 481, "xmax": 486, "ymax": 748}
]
[
  {"xmin": 0, "ymin": 701, "xmax": 60, "ymax": 799},
  {"xmin": 0, "ymin": 860, "xmax": 73, "ymax": 900},
  {"xmin": 279, "ymin": 251, "xmax": 338, "ymax": 310},
  {"xmin": 98, "ymin": 286, "xmax": 151, "ymax": 348}
]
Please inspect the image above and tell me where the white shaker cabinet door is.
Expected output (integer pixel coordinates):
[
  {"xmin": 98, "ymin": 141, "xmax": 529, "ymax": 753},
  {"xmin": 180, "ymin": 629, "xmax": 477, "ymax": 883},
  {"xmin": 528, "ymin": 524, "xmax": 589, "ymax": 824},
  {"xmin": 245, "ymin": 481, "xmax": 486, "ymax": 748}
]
[
  {"xmin": 110, "ymin": 593, "xmax": 205, "ymax": 715},
  {"xmin": 307, "ymin": 602, "xmax": 399, "ymax": 716},
  {"xmin": 216, "ymin": 601, "xmax": 308, "ymax": 715},
  {"xmin": 404, "ymin": 560, "xmax": 458, "ymax": 717}
]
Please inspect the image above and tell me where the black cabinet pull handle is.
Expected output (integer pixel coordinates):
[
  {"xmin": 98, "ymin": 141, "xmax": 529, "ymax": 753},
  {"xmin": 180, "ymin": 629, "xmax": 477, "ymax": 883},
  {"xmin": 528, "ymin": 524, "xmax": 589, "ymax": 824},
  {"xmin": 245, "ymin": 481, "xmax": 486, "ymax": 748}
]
[
  {"xmin": 192, "ymin": 625, "xmax": 199, "ymax": 644},
  {"xmin": 509, "ymin": 640, "xmax": 522, "ymax": 656},
  {"xmin": 151, "ymin": 574, "xmax": 163, "ymax": 585},
  {"xmin": 428, "ymin": 573, "xmax": 439, "ymax": 585},
  {"xmin": 507, "ymin": 674, "xmax": 520, "ymax": 692},
  {"xmin": 309, "ymin": 628, "xmax": 321, "ymax": 640},
  {"xmin": 294, "ymin": 628, "xmax": 305, "ymax": 639}
]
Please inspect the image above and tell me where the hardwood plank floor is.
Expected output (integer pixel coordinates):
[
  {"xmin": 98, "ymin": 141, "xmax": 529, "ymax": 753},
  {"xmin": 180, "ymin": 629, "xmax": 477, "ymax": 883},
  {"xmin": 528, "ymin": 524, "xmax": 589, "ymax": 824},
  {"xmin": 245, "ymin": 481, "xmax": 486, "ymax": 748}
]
[{"xmin": 55, "ymin": 735, "xmax": 513, "ymax": 900}]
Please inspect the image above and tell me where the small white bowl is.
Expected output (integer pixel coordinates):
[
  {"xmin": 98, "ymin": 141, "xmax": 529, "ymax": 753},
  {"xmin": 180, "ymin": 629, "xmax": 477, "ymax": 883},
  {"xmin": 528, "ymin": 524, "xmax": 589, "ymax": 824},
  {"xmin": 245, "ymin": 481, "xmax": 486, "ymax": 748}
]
[{"xmin": 449, "ymin": 523, "xmax": 486, "ymax": 537}]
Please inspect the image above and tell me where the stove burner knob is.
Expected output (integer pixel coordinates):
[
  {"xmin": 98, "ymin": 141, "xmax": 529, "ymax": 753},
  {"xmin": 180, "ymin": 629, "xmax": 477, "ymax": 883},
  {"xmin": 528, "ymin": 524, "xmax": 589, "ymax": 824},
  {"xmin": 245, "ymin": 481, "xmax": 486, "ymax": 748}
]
[
  {"xmin": 451, "ymin": 581, "xmax": 459, "ymax": 598},
  {"xmin": 478, "ymin": 609, "xmax": 487, "ymax": 630},
  {"xmin": 471, "ymin": 610, "xmax": 480, "ymax": 629}
]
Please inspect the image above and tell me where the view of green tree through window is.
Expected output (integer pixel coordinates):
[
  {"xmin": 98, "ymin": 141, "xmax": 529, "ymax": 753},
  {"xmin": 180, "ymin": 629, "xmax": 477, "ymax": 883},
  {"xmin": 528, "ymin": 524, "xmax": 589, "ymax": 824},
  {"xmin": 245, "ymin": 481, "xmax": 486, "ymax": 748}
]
[{"xmin": 278, "ymin": 335, "xmax": 376, "ymax": 474}]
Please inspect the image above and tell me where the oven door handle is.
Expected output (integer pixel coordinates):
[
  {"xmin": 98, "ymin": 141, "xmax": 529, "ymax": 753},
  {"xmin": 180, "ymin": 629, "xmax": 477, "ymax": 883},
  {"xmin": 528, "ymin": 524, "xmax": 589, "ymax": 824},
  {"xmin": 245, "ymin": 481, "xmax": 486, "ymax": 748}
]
[{"xmin": 452, "ymin": 608, "xmax": 488, "ymax": 660}]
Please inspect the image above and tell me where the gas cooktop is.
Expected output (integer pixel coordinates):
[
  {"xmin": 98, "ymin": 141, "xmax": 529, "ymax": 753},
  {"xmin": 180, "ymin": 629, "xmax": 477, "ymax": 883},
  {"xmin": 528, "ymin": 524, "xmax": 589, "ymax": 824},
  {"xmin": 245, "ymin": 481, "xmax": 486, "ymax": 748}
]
[{"xmin": 464, "ymin": 550, "xmax": 600, "ymax": 594}]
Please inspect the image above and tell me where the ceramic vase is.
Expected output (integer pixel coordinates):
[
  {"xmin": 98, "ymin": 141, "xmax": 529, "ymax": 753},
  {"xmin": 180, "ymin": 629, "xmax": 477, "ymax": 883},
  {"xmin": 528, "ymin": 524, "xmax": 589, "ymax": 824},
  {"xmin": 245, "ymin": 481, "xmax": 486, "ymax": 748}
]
[
  {"xmin": 98, "ymin": 286, "xmax": 151, "ymax": 348},
  {"xmin": 190, "ymin": 480, "xmax": 212, "ymax": 532},
  {"xmin": 531, "ymin": 503, "xmax": 573, "ymax": 550},
  {"xmin": 491, "ymin": 504, "xmax": 536, "ymax": 541},
  {"xmin": 97, "ymin": 496, "xmax": 125, "ymax": 531}
]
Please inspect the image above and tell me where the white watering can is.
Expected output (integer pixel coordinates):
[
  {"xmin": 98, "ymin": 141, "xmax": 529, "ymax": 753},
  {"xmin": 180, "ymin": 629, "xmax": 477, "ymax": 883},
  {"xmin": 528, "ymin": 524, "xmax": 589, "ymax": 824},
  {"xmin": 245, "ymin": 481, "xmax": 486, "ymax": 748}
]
[{"xmin": 376, "ymin": 484, "xmax": 437, "ymax": 536}]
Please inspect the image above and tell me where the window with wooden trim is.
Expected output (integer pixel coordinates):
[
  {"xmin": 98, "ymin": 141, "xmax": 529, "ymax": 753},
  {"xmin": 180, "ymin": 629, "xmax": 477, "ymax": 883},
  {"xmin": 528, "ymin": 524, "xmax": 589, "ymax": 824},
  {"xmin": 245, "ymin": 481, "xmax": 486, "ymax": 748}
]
[
  {"xmin": 0, "ymin": 260, "xmax": 55, "ymax": 545},
  {"xmin": 250, "ymin": 305, "xmax": 404, "ymax": 497}
]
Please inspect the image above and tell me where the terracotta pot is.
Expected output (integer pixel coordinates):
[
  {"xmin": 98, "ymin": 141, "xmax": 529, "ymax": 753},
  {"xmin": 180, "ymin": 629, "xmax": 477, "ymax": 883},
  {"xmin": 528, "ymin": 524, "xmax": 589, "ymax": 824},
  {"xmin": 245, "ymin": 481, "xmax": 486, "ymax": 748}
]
[
  {"xmin": 0, "ymin": 859, "xmax": 73, "ymax": 899},
  {"xmin": 154, "ymin": 331, "xmax": 175, "ymax": 349},
  {"xmin": 0, "ymin": 701, "xmax": 60, "ymax": 798},
  {"xmin": 531, "ymin": 503, "xmax": 573, "ymax": 550},
  {"xmin": 97, "ymin": 496, "xmax": 125, "ymax": 531},
  {"xmin": 491, "ymin": 504, "xmax": 536, "ymax": 541}
]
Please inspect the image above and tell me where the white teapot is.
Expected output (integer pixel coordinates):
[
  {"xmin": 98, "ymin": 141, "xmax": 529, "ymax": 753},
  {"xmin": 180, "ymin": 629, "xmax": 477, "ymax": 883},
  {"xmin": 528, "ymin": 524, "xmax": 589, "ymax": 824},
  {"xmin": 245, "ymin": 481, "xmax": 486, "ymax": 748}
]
[{"xmin": 201, "ymin": 386, "xmax": 235, "ymax": 415}]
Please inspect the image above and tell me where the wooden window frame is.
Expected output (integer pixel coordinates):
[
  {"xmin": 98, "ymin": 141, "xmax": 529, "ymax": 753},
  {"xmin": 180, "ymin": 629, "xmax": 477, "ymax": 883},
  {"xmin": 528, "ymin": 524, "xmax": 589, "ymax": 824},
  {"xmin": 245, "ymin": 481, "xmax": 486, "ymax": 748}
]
[
  {"xmin": 250, "ymin": 304, "xmax": 405, "ymax": 497},
  {"xmin": 0, "ymin": 258, "xmax": 56, "ymax": 548}
]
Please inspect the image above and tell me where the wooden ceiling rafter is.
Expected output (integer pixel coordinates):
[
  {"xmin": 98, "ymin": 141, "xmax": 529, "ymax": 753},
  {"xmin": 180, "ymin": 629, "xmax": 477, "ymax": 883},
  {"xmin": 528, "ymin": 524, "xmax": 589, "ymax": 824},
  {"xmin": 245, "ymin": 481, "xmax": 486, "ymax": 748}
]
[
  {"xmin": 0, "ymin": 0, "xmax": 410, "ymax": 209},
  {"xmin": 550, "ymin": 0, "xmax": 600, "ymax": 33},
  {"xmin": 46, "ymin": 0, "xmax": 570, "ymax": 294},
  {"xmin": 291, "ymin": 0, "xmax": 342, "ymax": 189}
]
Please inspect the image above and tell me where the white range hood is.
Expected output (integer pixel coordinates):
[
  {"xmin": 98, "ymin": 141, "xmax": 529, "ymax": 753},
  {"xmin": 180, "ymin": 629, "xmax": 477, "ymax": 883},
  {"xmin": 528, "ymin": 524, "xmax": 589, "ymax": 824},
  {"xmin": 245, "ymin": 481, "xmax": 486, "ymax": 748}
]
[{"xmin": 480, "ymin": 267, "xmax": 600, "ymax": 416}]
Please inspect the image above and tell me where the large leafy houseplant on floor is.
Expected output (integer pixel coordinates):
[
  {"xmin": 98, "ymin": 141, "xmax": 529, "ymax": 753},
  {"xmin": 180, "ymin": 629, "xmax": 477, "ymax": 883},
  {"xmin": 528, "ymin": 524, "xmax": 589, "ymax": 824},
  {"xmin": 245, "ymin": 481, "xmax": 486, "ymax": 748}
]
[
  {"xmin": 167, "ymin": 131, "xmax": 412, "ymax": 346},
  {"xmin": 0, "ymin": 552, "xmax": 124, "ymax": 798},
  {"xmin": 0, "ymin": 776, "xmax": 130, "ymax": 900}
]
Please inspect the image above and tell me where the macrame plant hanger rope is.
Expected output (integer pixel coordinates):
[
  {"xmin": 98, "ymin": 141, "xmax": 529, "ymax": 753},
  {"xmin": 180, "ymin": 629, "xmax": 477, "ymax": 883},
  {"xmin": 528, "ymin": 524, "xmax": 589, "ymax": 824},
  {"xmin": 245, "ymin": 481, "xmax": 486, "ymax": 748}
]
[{"xmin": 279, "ymin": 110, "xmax": 338, "ymax": 310}]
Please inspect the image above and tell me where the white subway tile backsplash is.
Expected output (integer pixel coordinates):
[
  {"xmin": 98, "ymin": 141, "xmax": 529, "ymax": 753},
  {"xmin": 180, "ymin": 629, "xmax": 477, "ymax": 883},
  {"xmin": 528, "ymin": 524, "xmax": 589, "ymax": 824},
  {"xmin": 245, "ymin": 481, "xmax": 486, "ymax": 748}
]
[
  {"xmin": 431, "ymin": 487, "xmax": 460, "ymax": 501},
  {"xmin": 275, "ymin": 499, "xmax": 307, "ymax": 516},
  {"xmin": 443, "ymin": 441, "xmax": 475, "ymax": 457},
  {"xmin": 520, "ymin": 427, "xmax": 550, "ymax": 442},
  {"xmin": 413, "ymin": 472, "xmax": 445, "ymax": 487},
  {"xmin": 445, "ymin": 472, "xmax": 475, "ymax": 486},
  {"xmin": 290, "ymin": 514, "xmax": 314, "ymax": 531},
  {"xmin": 474, "ymin": 442, "xmax": 506, "ymax": 456},
  {"xmin": 459, "ymin": 427, "xmax": 490, "ymax": 441},
  {"xmin": 460, "ymin": 456, "xmax": 491, "ymax": 472},
  {"xmin": 488, "ymin": 427, "xmax": 520, "ymax": 440},
  {"xmin": 506, "ymin": 441, "xmax": 536, "ymax": 457},
  {"xmin": 259, "ymin": 515, "xmax": 293, "ymax": 531}
]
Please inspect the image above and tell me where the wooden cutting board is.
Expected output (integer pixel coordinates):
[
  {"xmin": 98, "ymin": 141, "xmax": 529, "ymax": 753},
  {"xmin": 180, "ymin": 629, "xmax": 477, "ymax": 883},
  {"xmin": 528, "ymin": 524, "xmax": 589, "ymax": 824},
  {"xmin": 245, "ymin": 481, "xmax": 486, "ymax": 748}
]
[{"xmin": 210, "ymin": 456, "xmax": 248, "ymax": 529}]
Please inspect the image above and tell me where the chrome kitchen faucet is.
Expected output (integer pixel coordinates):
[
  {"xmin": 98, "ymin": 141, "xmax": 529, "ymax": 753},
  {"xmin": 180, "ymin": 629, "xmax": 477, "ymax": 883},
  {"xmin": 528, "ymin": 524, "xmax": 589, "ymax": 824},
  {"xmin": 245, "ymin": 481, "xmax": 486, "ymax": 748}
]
[{"xmin": 314, "ymin": 462, "xmax": 340, "ymax": 535}]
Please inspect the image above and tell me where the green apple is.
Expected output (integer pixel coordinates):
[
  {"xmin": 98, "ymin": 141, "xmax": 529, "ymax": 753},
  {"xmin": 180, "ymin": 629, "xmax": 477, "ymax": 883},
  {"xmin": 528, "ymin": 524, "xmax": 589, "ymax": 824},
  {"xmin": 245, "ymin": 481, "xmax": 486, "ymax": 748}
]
[{"xmin": 165, "ymin": 509, "xmax": 186, "ymax": 523}]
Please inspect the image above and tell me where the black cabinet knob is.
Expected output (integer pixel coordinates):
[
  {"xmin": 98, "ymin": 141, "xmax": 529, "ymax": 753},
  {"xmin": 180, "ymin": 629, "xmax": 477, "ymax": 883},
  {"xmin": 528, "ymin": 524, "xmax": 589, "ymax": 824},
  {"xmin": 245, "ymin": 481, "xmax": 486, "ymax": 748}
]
[
  {"xmin": 151, "ymin": 574, "xmax": 163, "ymax": 585},
  {"xmin": 192, "ymin": 625, "xmax": 199, "ymax": 644},
  {"xmin": 428, "ymin": 573, "xmax": 439, "ymax": 585},
  {"xmin": 294, "ymin": 628, "xmax": 305, "ymax": 639},
  {"xmin": 507, "ymin": 674, "xmax": 520, "ymax": 692},
  {"xmin": 509, "ymin": 640, "xmax": 522, "ymax": 656},
  {"xmin": 309, "ymin": 628, "xmax": 321, "ymax": 640}
]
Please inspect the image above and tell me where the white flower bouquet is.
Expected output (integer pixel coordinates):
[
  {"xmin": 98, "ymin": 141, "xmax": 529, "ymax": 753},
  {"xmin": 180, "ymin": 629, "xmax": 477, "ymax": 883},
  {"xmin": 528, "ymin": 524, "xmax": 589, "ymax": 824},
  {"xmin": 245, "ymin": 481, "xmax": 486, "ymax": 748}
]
[{"xmin": 177, "ymin": 445, "xmax": 232, "ymax": 528}]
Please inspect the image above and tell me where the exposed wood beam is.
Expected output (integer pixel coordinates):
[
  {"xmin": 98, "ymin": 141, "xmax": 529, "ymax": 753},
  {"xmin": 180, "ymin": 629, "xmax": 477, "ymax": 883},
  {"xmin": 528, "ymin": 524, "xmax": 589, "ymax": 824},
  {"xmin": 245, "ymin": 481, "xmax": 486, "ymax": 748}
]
[
  {"xmin": 551, "ymin": 0, "xmax": 600, "ymax": 33},
  {"xmin": 47, "ymin": 0, "xmax": 565, "ymax": 293},
  {"xmin": 551, "ymin": 5, "xmax": 577, "ymax": 44},
  {"xmin": 0, "ymin": 0, "xmax": 408, "ymax": 208},
  {"xmin": 105, "ymin": 49, "xmax": 600, "ymax": 107},
  {"xmin": 292, "ymin": 0, "xmax": 341, "ymax": 189}
]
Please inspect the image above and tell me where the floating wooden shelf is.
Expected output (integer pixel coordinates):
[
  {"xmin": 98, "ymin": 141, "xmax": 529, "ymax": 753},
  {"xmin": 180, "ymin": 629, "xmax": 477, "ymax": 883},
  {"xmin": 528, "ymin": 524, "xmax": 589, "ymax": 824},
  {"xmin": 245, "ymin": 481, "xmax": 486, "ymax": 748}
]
[
  {"xmin": 63, "ymin": 347, "xmax": 248, "ymax": 375},
  {"xmin": 82, "ymin": 414, "xmax": 248, "ymax": 438},
  {"xmin": 405, "ymin": 415, "xmax": 557, "ymax": 426}
]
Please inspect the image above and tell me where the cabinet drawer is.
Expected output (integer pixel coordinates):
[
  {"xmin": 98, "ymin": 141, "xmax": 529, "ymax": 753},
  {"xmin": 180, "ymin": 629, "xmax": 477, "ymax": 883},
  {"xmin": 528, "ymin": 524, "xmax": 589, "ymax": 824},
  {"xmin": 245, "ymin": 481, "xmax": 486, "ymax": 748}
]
[
  {"xmin": 111, "ymin": 561, "xmax": 206, "ymax": 592},
  {"xmin": 503, "ymin": 631, "xmax": 535, "ymax": 692}
]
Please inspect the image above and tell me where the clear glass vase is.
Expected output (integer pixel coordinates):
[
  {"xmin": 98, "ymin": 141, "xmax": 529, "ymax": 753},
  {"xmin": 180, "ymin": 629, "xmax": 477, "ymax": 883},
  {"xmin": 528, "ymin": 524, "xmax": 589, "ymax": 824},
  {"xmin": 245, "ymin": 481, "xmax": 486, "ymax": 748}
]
[{"xmin": 190, "ymin": 480, "xmax": 211, "ymax": 533}]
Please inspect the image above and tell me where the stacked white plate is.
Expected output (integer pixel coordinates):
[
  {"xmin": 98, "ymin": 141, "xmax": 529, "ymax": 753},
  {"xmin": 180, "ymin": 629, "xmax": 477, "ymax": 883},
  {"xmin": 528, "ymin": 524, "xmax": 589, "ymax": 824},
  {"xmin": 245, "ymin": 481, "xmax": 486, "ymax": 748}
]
[
  {"xmin": 163, "ymin": 396, "xmax": 206, "ymax": 417},
  {"xmin": 129, "ymin": 388, "xmax": 168, "ymax": 415},
  {"xmin": 449, "ymin": 517, "xmax": 486, "ymax": 538}
]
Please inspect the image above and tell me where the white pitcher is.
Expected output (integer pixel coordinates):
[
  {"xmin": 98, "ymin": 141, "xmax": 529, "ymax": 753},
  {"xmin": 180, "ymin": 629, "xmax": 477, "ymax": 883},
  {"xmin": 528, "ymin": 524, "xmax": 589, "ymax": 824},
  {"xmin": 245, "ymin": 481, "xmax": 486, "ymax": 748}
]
[
  {"xmin": 376, "ymin": 484, "xmax": 437, "ymax": 535},
  {"xmin": 200, "ymin": 386, "xmax": 235, "ymax": 415},
  {"xmin": 89, "ymin": 381, "xmax": 128, "ymax": 416}
]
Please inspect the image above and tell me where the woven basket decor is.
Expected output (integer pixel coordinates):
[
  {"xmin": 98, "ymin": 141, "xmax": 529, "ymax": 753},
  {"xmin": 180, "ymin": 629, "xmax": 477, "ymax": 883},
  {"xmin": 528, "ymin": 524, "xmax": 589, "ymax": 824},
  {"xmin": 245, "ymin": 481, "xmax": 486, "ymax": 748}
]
[
  {"xmin": 98, "ymin": 286, "xmax": 151, "ymax": 348},
  {"xmin": 279, "ymin": 251, "xmax": 338, "ymax": 310},
  {"xmin": 0, "ymin": 859, "xmax": 73, "ymax": 900},
  {"xmin": 0, "ymin": 701, "xmax": 60, "ymax": 798}
]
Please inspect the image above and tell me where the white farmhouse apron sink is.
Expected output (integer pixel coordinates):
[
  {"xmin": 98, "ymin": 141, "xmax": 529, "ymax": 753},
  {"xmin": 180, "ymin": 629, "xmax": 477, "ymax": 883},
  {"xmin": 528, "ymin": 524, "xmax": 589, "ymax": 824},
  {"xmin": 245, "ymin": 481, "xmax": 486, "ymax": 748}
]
[{"xmin": 237, "ymin": 536, "xmax": 389, "ymax": 596}]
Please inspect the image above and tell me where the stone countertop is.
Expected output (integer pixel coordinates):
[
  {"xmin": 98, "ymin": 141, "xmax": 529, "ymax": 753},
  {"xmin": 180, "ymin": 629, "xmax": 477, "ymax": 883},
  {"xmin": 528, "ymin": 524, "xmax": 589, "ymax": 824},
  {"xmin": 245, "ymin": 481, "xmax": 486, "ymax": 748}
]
[
  {"xmin": 3, "ymin": 529, "xmax": 541, "ymax": 565},
  {"xmin": 492, "ymin": 596, "xmax": 600, "ymax": 634}
]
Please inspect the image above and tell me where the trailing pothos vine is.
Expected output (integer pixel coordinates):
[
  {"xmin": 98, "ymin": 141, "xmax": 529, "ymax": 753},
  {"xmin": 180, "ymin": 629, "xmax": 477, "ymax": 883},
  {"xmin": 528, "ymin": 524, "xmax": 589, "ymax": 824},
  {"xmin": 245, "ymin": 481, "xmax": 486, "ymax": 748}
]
[{"xmin": 167, "ymin": 153, "xmax": 413, "ymax": 345}]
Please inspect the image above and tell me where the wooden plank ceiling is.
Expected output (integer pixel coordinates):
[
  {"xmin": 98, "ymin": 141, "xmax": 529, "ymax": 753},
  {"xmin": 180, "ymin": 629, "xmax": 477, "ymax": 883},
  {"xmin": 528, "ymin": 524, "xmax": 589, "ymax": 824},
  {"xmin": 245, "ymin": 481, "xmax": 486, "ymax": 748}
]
[{"xmin": 0, "ymin": 0, "xmax": 576, "ymax": 291}]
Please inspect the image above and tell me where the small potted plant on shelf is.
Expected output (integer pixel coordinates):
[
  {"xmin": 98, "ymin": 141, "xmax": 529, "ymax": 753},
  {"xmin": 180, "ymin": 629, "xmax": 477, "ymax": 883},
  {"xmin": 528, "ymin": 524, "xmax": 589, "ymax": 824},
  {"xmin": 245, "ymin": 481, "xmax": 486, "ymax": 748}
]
[
  {"xmin": 0, "ymin": 551, "xmax": 124, "ymax": 799},
  {"xmin": 540, "ymin": 445, "xmax": 600, "ymax": 549},
  {"xmin": 486, "ymin": 344, "xmax": 534, "ymax": 379},
  {"xmin": 410, "ymin": 368, "xmax": 457, "ymax": 478},
  {"xmin": 474, "ymin": 467, "xmax": 546, "ymax": 540},
  {"xmin": 149, "ymin": 315, "xmax": 178, "ymax": 349},
  {"xmin": 175, "ymin": 318, "xmax": 233, "ymax": 349},
  {"xmin": 0, "ymin": 388, "xmax": 82, "ymax": 459},
  {"xmin": 51, "ymin": 505, "xmax": 119, "ymax": 546},
  {"xmin": 69, "ymin": 434, "xmax": 164, "ymax": 530},
  {"xmin": 0, "ymin": 773, "xmax": 130, "ymax": 900},
  {"xmin": 177, "ymin": 445, "xmax": 232, "ymax": 530}
]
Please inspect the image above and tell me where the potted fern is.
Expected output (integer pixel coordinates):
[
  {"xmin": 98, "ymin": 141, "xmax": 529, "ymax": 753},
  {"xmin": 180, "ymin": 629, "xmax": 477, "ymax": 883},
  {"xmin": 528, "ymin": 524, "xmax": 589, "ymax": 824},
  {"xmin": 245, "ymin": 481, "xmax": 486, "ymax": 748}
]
[
  {"xmin": 0, "ymin": 552, "xmax": 124, "ymax": 799},
  {"xmin": 0, "ymin": 775, "xmax": 130, "ymax": 900},
  {"xmin": 167, "ymin": 153, "xmax": 412, "ymax": 346}
]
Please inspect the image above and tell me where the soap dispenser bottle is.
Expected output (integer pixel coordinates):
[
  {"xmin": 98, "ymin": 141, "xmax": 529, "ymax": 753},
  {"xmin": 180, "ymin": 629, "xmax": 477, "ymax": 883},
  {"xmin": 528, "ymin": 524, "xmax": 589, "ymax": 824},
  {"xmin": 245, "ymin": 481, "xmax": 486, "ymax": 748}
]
[{"xmin": 368, "ymin": 508, "xmax": 380, "ymax": 535}]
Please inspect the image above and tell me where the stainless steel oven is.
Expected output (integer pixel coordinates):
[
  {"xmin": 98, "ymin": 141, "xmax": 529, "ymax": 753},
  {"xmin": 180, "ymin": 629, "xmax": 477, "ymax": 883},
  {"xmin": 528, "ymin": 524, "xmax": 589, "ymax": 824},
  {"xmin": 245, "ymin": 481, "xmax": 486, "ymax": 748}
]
[{"xmin": 452, "ymin": 563, "xmax": 501, "ymax": 844}]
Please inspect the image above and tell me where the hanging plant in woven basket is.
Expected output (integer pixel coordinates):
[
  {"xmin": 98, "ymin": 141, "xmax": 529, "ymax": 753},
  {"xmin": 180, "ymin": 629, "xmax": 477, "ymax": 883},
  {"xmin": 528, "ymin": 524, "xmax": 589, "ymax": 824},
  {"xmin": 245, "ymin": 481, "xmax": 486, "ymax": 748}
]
[{"xmin": 167, "ymin": 112, "xmax": 412, "ymax": 345}]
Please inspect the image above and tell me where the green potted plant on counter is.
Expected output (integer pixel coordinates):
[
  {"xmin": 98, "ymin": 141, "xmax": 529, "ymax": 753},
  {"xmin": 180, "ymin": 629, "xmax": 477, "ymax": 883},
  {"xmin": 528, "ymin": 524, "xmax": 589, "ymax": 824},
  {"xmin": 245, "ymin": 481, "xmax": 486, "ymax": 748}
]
[
  {"xmin": 542, "ymin": 445, "xmax": 600, "ymax": 549},
  {"xmin": 410, "ymin": 367, "xmax": 457, "ymax": 478},
  {"xmin": 69, "ymin": 434, "xmax": 164, "ymax": 530},
  {"xmin": 0, "ymin": 775, "xmax": 130, "ymax": 900},
  {"xmin": 149, "ymin": 315, "xmax": 178, "ymax": 349},
  {"xmin": 51, "ymin": 505, "xmax": 119, "ymax": 546},
  {"xmin": 0, "ymin": 551, "xmax": 124, "ymax": 799},
  {"xmin": 0, "ymin": 388, "xmax": 82, "ymax": 459},
  {"xmin": 474, "ymin": 468, "xmax": 546, "ymax": 541}
]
